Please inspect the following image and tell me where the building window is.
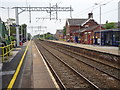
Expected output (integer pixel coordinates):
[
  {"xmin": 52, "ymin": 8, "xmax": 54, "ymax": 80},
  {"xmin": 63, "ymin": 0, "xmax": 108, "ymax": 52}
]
[
  {"xmin": 84, "ymin": 32, "xmax": 87, "ymax": 41},
  {"xmin": 85, "ymin": 25, "xmax": 89, "ymax": 28}
]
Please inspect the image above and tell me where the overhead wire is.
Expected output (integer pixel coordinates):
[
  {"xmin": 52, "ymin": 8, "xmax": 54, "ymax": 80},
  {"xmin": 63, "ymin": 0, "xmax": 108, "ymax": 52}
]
[
  {"xmin": 93, "ymin": 0, "xmax": 117, "ymax": 18},
  {"xmin": 73, "ymin": 0, "xmax": 115, "ymax": 18},
  {"xmin": 73, "ymin": 0, "xmax": 106, "ymax": 16}
]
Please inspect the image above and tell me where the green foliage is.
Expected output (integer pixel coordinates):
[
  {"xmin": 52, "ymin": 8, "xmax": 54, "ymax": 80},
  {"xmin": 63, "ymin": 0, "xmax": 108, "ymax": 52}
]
[
  {"xmin": 45, "ymin": 32, "xmax": 53, "ymax": 39},
  {"xmin": 10, "ymin": 23, "xmax": 16, "ymax": 36},
  {"xmin": 20, "ymin": 24, "xmax": 27, "ymax": 39},
  {"xmin": 34, "ymin": 32, "xmax": 54, "ymax": 40},
  {"xmin": 63, "ymin": 26, "xmax": 66, "ymax": 35},
  {"xmin": 27, "ymin": 33, "xmax": 31, "ymax": 40},
  {"xmin": 104, "ymin": 22, "xmax": 117, "ymax": 29},
  {"xmin": 10, "ymin": 36, "xmax": 16, "ymax": 41}
]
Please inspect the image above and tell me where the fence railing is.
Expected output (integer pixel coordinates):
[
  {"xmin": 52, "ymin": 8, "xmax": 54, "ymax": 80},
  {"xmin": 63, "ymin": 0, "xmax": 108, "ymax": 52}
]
[{"xmin": 0, "ymin": 41, "xmax": 16, "ymax": 62}]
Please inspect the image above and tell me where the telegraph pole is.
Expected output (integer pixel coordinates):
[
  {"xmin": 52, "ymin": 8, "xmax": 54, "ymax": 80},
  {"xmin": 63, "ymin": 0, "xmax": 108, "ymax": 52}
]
[
  {"xmin": 56, "ymin": 3, "xmax": 58, "ymax": 20},
  {"xmin": 70, "ymin": 5, "xmax": 72, "ymax": 18}
]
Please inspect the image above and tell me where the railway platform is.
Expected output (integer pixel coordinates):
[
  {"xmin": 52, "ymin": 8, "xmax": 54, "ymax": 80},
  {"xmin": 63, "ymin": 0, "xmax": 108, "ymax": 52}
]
[
  {"xmin": 1, "ymin": 39, "xmax": 120, "ymax": 89},
  {"xmin": 32, "ymin": 41, "xmax": 58, "ymax": 88},
  {"xmin": 49, "ymin": 40, "xmax": 119, "ymax": 56},
  {"xmin": 1, "ymin": 40, "xmax": 58, "ymax": 89}
]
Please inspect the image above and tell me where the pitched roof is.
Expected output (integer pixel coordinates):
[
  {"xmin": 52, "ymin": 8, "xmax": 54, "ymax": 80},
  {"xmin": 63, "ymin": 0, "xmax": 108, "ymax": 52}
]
[
  {"xmin": 67, "ymin": 19, "xmax": 88, "ymax": 26},
  {"xmin": 56, "ymin": 29, "xmax": 63, "ymax": 33},
  {"xmin": 73, "ymin": 25, "xmax": 99, "ymax": 33},
  {"xmin": 80, "ymin": 25, "xmax": 99, "ymax": 32}
]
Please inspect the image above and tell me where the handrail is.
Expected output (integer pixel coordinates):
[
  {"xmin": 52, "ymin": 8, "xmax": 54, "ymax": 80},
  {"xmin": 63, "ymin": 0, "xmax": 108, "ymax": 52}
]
[{"xmin": 0, "ymin": 41, "xmax": 16, "ymax": 62}]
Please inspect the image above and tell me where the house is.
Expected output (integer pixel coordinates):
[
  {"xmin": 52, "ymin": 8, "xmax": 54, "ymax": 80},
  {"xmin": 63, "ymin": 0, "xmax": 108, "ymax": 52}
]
[
  {"xmin": 65, "ymin": 18, "xmax": 88, "ymax": 42},
  {"xmin": 55, "ymin": 29, "xmax": 64, "ymax": 40},
  {"xmin": 65, "ymin": 13, "xmax": 104, "ymax": 44},
  {"xmin": 79, "ymin": 25, "xmax": 104, "ymax": 44}
]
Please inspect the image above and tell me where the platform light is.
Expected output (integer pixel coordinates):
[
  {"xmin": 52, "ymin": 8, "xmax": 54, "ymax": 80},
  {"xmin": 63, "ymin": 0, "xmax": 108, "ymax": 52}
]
[{"xmin": 95, "ymin": 3, "xmax": 106, "ymax": 45}]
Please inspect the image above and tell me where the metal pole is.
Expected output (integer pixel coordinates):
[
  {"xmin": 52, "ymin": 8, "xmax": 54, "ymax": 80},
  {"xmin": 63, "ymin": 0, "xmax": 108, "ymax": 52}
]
[
  {"xmin": 100, "ymin": 5, "xmax": 101, "ymax": 46},
  {"xmin": 49, "ymin": 3, "xmax": 51, "ymax": 20},
  {"xmin": 70, "ymin": 5, "xmax": 72, "ymax": 18},
  {"xmin": 7, "ymin": 7, "xmax": 10, "ymax": 37},
  {"xmin": 8, "ymin": 7, "xmax": 10, "ymax": 19},
  {"xmin": 43, "ymin": 30, "xmax": 45, "ymax": 39},
  {"xmin": 56, "ymin": 3, "xmax": 58, "ymax": 20},
  {"xmin": 15, "ymin": 7, "xmax": 20, "ymax": 46},
  {"xmin": 21, "ymin": 25, "xmax": 22, "ymax": 41},
  {"xmin": 8, "ymin": 22, "xmax": 11, "ymax": 36},
  {"xmin": 26, "ymin": 27, "xmax": 27, "ymax": 41},
  {"xmin": 38, "ymin": 26, "xmax": 40, "ymax": 39},
  {"xmin": 29, "ymin": 5, "xmax": 31, "ymax": 23}
]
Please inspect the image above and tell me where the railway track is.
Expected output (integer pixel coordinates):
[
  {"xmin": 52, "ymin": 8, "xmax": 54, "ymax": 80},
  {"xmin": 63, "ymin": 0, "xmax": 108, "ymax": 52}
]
[
  {"xmin": 42, "ymin": 40, "xmax": 120, "ymax": 81},
  {"xmin": 35, "ymin": 39, "xmax": 120, "ymax": 89},
  {"xmin": 35, "ymin": 40, "xmax": 100, "ymax": 89}
]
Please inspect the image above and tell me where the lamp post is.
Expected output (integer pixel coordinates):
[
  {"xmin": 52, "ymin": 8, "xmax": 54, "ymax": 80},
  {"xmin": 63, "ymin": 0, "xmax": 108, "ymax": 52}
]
[
  {"xmin": 95, "ymin": 3, "xmax": 106, "ymax": 46},
  {"xmin": 0, "ymin": 7, "xmax": 14, "ymax": 37}
]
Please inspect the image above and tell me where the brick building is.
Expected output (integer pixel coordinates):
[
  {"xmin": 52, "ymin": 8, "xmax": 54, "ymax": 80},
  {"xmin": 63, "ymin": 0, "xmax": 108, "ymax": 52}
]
[
  {"xmin": 65, "ymin": 13, "xmax": 104, "ymax": 44},
  {"xmin": 55, "ymin": 29, "xmax": 63, "ymax": 40},
  {"xmin": 65, "ymin": 18, "xmax": 88, "ymax": 41}
]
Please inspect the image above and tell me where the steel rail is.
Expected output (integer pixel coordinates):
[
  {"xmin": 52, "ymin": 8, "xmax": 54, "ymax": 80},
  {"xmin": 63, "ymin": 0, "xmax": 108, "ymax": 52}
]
[
  {"xmin": 37, "ymin": 41, "xmax": 101, "ymax": 90},
  {"xmin": 43, "ymin": 41, "xmax": 120, "ymax": 81},
  {"xmin": 35, "ymin": 41, "xmax": 66, "ymax": 90}
]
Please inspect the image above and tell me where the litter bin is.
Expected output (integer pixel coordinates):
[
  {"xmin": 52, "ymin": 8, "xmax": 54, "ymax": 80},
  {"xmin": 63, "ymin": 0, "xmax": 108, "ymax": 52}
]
[{"xmin": 20, "ymin": 41, "xmax": 23, "ymax": 46}]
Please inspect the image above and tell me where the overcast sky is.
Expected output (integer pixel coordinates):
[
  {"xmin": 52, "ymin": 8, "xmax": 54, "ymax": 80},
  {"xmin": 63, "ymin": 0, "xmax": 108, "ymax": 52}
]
[{"xmin": 0, "ymin": 0, "xmax": 119, "ymax": 35}]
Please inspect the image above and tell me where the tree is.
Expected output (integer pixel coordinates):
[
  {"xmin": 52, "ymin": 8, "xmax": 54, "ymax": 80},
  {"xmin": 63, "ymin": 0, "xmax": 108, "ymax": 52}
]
[
  {"xmin": 104, "ymin": 22, "xmax": 117, "ymax": 29},
  {"xmin": 45, "ymin": 32, "xmax": 53, "ymax": 39},
  {"xmin": 20, "ymin": 24, "xmax": 27, "ymax": 40},
  {"xmin": 27, "ymin": 33, "xmax": 31, "ymax": 40},
  {"xmin": 63, "ymin": 26, "xmax": 66, "ymax": 35},
  {"xmin": 10, "ymin": 23, "xmax": 16, "ymax": 36}
]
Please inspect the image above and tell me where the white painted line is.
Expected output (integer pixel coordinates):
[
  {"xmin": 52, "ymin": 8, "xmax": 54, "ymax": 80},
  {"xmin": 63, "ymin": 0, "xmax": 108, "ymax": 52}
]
[
  {"xmin": 0, "ymin": 70, "xmax": 15, "ymax": 76},
  {"xmin": 34, "ymin": 43, "xmax": 60, "ymax": 89}
]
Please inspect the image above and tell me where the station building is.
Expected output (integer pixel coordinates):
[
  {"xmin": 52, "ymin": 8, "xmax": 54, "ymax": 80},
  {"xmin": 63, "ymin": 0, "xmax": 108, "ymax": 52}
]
[
  {"xmin": 94, "ymin": 29, "xmax": 120, "ymax": 46},
  {"xmin": 65, "ymin": 13, "xmax": 104, "ymax": 44}
]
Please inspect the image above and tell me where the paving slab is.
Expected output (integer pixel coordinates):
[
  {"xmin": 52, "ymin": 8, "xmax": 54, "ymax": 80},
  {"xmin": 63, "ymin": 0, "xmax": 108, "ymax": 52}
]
[{"xmin": 33, "ymin": 41, "xmax": 57, "ymax": 88}]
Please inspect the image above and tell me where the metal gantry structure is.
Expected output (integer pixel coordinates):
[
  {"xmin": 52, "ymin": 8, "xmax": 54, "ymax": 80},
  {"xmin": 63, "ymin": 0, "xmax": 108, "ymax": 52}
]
[
  {"xmin": 28, "ymin": 26, "xmax": 47, "ymax": 38},
  {"xmin": 14, "ymin": 4, "xmax": 73, "ymax": 46}
]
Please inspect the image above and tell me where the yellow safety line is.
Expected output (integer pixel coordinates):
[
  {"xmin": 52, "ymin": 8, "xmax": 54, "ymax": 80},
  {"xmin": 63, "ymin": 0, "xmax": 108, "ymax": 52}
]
[{"xmin": 7, "ymin": 41, "xmax": 31, "ymax": 89}]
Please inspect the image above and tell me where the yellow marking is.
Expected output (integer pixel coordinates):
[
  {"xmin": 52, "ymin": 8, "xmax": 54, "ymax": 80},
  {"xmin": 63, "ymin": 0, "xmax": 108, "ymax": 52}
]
[
  {"xmin": 34, "ymin": 42, "xmax": 60, "ymax": 89},
  {"xmin": 7, "ymin": 41, "xmax": 31, "ymax": 89}
]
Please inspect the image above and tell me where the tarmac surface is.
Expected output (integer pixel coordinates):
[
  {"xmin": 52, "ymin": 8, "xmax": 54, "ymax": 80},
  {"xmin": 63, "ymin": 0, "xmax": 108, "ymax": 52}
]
[
  {"xmin": 2, "ymin": 45, "xmax": 26, "ymax": 88},
  {"xmin": 1, "ymin": 41, "xmax": 58, "ymax": 89}
]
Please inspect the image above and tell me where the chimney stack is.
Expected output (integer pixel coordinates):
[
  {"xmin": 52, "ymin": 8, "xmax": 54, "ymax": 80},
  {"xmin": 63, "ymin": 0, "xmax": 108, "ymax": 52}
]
[{"xmin": 88, "ymin": 13, "xmax": 93, "ymax": 19}]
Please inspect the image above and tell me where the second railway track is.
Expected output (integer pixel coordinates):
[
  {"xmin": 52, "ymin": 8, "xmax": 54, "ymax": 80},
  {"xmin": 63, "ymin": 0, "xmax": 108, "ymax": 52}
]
[
  {"xmin": 43, "ymin": 40, "xmax": 120, "ymax": 81},
  {"xmin": 35, "ymin": 39, "xmax": 120, "ymax": 89}
]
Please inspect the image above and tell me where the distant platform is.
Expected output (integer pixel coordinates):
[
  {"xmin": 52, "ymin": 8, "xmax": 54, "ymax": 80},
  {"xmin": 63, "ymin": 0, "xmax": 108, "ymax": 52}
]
[{"xmin": 48, "ymin": 40, "xmax": 119, "ymax": 56}]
